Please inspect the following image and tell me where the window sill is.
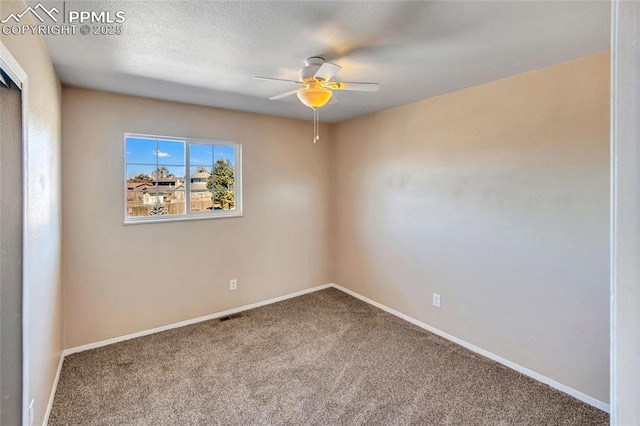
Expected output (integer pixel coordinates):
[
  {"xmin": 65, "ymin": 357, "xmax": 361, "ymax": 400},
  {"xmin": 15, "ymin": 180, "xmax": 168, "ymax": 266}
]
[{"xmin": 123, "ymin": 211, "xmax": 242, "ymax": 225}]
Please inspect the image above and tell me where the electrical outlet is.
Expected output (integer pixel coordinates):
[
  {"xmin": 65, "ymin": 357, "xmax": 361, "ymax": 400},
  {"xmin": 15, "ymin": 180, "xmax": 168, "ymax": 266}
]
[
  {"xmin": 29, "ymin": 399, "xmax": 34, "ymax": 426},
  {"xmin": 432, "ymin": 293, "xmax": 441, "ymax": 308},
  {"xmin": 230, "ymin": 279, "xmax": 237, "ymax": 291}
]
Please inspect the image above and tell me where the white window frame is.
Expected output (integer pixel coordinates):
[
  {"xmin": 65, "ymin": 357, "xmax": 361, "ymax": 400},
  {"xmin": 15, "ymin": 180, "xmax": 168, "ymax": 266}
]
[{"xmin": 123, "ymin": 133, "xmax": 242, "ymax": 224}]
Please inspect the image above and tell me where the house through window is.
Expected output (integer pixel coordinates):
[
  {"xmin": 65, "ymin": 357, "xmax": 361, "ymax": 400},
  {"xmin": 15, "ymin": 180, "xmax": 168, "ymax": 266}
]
[{"xmin": 125, "ymin": 134, "xmax": 241, "ymax": 223}]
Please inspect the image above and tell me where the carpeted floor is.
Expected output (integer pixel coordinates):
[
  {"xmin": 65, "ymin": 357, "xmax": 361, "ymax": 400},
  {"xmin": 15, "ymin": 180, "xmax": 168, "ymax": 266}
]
[{"xmin": 49, "ymin": 288, "xmax": 608, "ymax": 425}]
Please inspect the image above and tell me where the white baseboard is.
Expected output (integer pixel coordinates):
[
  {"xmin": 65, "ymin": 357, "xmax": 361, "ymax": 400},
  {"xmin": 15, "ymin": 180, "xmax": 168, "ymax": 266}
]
[
  {"xmin": 43, "ymin": 352, "xmax": 64, "ymax": 425},
  {"xmin": 63, "ymin": 283, "xmax": 332, "ymax": 356},
  {"xmin": 330, "ymin": 283, "xmax": 609, "ymax": 413}
]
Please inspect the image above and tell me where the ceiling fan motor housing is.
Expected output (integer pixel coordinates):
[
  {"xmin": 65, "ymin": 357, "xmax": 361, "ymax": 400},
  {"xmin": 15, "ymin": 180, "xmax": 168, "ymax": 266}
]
[{"xmin": 299, "ymin": 57, "xmax": 325, "ymax": 81}]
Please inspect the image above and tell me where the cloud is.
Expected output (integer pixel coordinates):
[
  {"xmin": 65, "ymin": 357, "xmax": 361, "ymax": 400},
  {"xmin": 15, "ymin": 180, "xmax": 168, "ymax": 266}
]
[{"xmin": 154, "ymin": 150, "xmax": 170, "ymax": 158}]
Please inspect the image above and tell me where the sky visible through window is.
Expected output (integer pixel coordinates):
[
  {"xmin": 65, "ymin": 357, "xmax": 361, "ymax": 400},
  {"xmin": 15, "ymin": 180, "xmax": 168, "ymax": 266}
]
[{"xmin": 126, "ymin": 136, "xmax": 236, "ymax": 178}]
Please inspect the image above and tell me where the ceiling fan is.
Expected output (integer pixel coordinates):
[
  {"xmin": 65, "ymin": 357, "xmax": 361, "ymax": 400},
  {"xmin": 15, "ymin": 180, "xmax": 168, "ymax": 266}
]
[{"xmin": 254, "ymin": 57, "xmax": 380, "ymax": 143}]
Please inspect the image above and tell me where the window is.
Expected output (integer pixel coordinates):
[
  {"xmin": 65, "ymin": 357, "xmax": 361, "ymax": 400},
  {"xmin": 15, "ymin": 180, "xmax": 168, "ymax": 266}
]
[{"xmin": 124, "ymin": 134, "xmax": 241, "ymax": 223}]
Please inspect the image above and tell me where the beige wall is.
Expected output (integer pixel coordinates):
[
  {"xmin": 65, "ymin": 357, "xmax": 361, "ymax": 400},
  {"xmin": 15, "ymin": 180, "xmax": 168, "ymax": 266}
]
[
  {"xmin": 333, "ymin": 53, "xmax": 610, "ymax": 403},
  {"xmin": 0, "ymin": 2, "xmax": 63, "ymax": 425},
  {"xmin": 62, "ymin": 88, "xmax": 332, "ymax": 349}
]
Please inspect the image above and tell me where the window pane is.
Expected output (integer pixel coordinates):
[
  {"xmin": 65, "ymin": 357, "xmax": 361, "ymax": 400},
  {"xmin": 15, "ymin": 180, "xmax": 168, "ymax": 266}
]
[
  {"xmin": 126, "ymin": 164, "xmax": 156, "ymax": 189},
  {"xmin": 126, "ymin": 137, "xmax": 156, "ymax": 164},
  {"xmin": 210, "ymin": 148, "xmax": 235, "ymax": 211},
  {"xmin": 126, "ymin": 189, "xmax": 156, "ymax": 218},
  {"xmin": 157, "ymin": 140, "xmax": 185, "ymax": 166},
  {"xmin": 226, "ymin": 168, "xmax": 235, "ymax": 190},
  {"xmin": 211, "ymin": 161, "xmax": 235, "ymax": 189},
  {"xmin": 190, "ymin": 165, "xmax": 212, "ymax": 212},
  {"xmin": 159, "ymin": 190, "xmax": 185, "ymax": 216},
  {"xmin": 213, "ymin": 190, "xmax": 235, "ymax": 210},
  {"xmin": 154, "ymin": 166, "xmax": 185, "ymax": 196},
  {"xmin": 190, "ymin": 165, "xmax": 212, "ymax": 178},
  {"xmin": 190, "ymin": 192, "xmax": 213, "ymax": 212},
  {"xmin": 214, "ymin": 145, "xmax": 236, "ymax": 167},
  {"xmin": 190, "ymin": 144, "xmax": 213, "ymax": 166}
]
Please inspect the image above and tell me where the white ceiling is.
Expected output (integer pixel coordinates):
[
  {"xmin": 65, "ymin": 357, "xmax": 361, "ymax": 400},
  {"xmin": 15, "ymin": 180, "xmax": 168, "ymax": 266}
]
[{"xmin": 33, "ymin": 1, "xmax": 610, "ymax": 123}]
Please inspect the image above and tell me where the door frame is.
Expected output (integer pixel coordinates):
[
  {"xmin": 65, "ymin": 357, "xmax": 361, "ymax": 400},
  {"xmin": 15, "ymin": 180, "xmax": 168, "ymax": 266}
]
[
  {"xmin": 609, "ymin": 1, "xmax": 640, "ymax": 424},
  {"xmin": 0, "ymin": 41, "xmax": 30, "ymax": 426}
]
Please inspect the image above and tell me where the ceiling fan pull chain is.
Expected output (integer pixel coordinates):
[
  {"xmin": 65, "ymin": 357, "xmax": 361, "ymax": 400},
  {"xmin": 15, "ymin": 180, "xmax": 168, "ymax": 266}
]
[{"xmin": 313, "ymin": 108, "xmax": 320, "ymax": 143}]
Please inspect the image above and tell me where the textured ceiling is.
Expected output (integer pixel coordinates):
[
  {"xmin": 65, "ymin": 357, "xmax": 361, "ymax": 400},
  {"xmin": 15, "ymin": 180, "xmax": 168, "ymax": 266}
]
[{"xmin": 32, "ymin": 1, "xmax": 610, "ymax": 123}]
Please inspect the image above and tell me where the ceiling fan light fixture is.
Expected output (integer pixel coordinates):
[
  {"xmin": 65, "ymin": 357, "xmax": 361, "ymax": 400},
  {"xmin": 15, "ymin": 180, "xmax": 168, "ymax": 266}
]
[
  {"xmin": 255, "ymin": 57, "xmax": 379, "ymax": 143},
  {"xmin": 297, "ymin": 87, "xmax": 333, "ymax": 109}
]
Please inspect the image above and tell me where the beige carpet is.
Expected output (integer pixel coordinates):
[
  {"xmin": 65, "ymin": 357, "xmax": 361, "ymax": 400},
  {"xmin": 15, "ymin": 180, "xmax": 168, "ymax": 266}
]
[{"xmin": 49, "ymin": 288, "xmax": 608, "ymax": 425}]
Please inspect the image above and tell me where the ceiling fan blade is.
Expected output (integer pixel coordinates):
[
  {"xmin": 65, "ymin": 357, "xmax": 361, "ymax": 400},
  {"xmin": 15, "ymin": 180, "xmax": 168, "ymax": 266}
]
[
  {"xmin": 254, "ymin": 76, "xmax": 304, "ymax": 85},
  {"xmin": 325, "ymin": 81, "xmax": 380, "ymax": 92},
  {"xmin": 328, "ymin": 94, "xmax": 339, "ymax": 105},
  {"xmin": 314, "ymin": 62, "xmax": 342, "ymax": 82},
  {"xmin": 269, "ymin": 88, "xmax": 303, "ymax": 100}
]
